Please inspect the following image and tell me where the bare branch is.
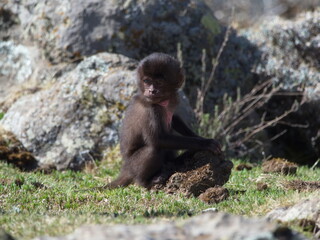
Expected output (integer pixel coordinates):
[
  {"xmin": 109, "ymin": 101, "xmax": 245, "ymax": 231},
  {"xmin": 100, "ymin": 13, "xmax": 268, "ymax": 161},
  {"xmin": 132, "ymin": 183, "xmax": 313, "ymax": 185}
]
[
  {"xmin": 269, "ymin": 130, "xmax": 287, "ymax": 141},
  {"xmin": 196, "ymin": 7, "xmax": 234, "ymax": 116},
  {"xmin": 230, "ymin": 100, "xmax": 300, "ymax": 148}
]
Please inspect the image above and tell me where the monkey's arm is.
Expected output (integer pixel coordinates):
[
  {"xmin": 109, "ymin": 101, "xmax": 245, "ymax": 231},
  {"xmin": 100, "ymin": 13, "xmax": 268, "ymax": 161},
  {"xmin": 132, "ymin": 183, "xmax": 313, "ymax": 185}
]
[
  {"xmin": 157, "ymin": 134, "xmax": 221, "ymax": 154},
  {"xmin": 171, "ymin": 114, "xmax": 199, "ymax": 137}
]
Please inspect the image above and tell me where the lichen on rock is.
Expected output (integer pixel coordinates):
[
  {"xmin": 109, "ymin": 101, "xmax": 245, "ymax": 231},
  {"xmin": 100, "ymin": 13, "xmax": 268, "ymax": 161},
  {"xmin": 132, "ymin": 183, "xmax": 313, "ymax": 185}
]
[{"xmin": 0, "ymin": 53, "xmax": 137, "ymax": 170}]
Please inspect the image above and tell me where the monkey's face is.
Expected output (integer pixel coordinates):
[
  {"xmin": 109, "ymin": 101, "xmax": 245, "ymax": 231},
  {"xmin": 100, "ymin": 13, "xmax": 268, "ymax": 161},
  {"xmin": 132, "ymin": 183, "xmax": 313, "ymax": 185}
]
[
  {"xmin": 142, "ymin": 75, "xmax": 168, "ymax": 103},
  {"xmin": 137, "ymin": 53, "xmax": 185, "ymax": 103}
]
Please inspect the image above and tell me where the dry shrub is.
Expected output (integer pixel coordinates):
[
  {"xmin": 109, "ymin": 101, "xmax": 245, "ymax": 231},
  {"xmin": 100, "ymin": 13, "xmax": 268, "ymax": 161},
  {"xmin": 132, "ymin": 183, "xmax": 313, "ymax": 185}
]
[{"xmin": 193, "ymin": 8, "xmax": 305, "ymax": 159}]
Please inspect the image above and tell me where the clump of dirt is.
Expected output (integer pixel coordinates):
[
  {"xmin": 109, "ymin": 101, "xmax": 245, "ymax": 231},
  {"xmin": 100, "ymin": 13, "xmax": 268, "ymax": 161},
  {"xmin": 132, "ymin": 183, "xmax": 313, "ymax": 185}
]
[
  {"xmin": 0, "ymin": 127, "xmax": 38, "ymax": 171},
  {"xmin": 198, "ymin": 186, "xmax": 229, "ymax": 204},
  {"xmin": 14, "ymin": 178, "xmax": 24, "ymax": 187},
  {"xmin": 152, "ymin": 151, "xmax": 233, "ymax": 199},
  {"xmin": 31, "ymin": 181, "xmax": 47, "ymax": 189},
  {"xmin": 262, "ymin": 158, "xmax": 297, "ymax": 175},
  {"xmin": 283, "ymin": 179, "xmax": 320, "ymax": 191},
  {"xmin": 235, "ymin": 163, "xmax": 253, "ymax": 171},
  {"xmin": 256, "ymin": 182, "xmax": 268, "ymax": 191}
]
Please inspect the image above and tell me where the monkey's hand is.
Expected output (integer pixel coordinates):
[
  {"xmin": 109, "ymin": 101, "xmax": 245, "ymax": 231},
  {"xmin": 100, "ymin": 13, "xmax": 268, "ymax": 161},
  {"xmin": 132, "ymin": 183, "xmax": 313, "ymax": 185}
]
[{"xmin": 206, "ymin": 139, "xmax": 222, "ymax": 155}]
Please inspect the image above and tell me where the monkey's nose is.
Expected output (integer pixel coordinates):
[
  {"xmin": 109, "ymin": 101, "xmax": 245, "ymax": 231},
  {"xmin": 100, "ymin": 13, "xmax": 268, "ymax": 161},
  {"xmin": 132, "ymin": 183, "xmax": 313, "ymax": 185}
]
[{"xmin": 149, "ymin": 89, "xmax": 159, "ymax": 95}]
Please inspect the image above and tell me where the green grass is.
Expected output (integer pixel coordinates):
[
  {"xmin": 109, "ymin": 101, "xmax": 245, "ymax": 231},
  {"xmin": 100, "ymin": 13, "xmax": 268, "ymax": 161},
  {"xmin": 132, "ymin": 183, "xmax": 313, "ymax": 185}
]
[{"xmin": 0, "ymin": 153, "xmax": 319, "ymax": 239}]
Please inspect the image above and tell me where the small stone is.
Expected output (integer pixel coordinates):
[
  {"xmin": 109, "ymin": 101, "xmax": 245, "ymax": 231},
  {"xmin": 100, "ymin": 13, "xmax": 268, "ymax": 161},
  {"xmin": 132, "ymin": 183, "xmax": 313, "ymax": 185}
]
[
  {"xmin": 202, "ymin": 208, "xmax": 218, "ymax": 213},
  {"xmin": 266, "ymin": 197, "xmax": 320, "ymax": 237}
]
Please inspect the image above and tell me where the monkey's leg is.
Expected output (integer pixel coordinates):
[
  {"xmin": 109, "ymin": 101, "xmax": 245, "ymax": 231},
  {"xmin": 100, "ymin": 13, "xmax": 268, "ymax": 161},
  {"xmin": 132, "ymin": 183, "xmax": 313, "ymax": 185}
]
[
  {"xmin": 150, "ymin": 150, "xmax": 176, "ymax": 185},
  {"xmin": 107, "ymin": 170, "xmax": 133, "ymax": 189},
  {"xmin": 131, "ymin": 146, "xmax": 164, "ymax": 189}
]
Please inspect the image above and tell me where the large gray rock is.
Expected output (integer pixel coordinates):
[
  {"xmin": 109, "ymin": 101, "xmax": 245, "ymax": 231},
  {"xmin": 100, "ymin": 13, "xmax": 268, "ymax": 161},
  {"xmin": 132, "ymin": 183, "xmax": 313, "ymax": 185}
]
[
  {"xmin": 0, "ymin": 52, "xmax": 195, "ymax": 170},
  {"xmin": 1, "ymin": 0, "xmax": 266, "ymax": 104},
  {"xmin": 266, "ymin": 196, "xmax": 320, "ymax": 238},
  {"xmin": 2, "ymin": 0, "xmax": 320, "ymax": 165},
  {"xmin": 241, "ymin": 9, "xmax": 320, "ymax": 164},
  {"xmin": 0, "ymin": 6, "xmax": 20, "ymax": 41},
  {"xmin": 0, "ymin": 41, "xmax": 75, "ymax": 111},
  {"xmin": 34, "ymin": 212, "xmax": 306, "ymax": 240},
  {"xmin": 197, "ymin": 9, "xmax": 320, "ymax": 164},
  {"xmin": 204, "ymin": 0, "xmax": 319, "ymax": 26},
  {"xmin": 1, "ymin": 53, "xmax": 136, "ymax": 169},
  {"xmin": 0, "ymin": 41, "xmax": 38, "ymax": 104},
  {"xmin": 244, "ymin": 11, "xmax": 320, "ymax": 94},
  {"xmin": 2, "ymin": 0, "xmax": 220, "ymax": 86},
  {"xmin": 0, "ymin": 41, "xmax": 36, "ymax": 85}
]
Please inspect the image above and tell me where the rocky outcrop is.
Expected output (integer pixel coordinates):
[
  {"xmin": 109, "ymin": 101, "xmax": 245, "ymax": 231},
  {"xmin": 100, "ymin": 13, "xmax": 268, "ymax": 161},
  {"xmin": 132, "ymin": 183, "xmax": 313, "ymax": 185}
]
[
  {"xmin": 34, "ymin": 212, "xmax": 306, "ymax": 240},
  {"xmin": 0, "ymin": 41, "xmax": 39, "ymax": 105},
  {"xmin": 241, "ymin": 10, "xmax": 320, "ymax": 165},
  {"xmin": 1, "ymin": 1, "xmax": 320, "ymax": 166},
  {"xmin": 1, "ymin": 53, "xmax": 135, "ymax": 169},
  {"xmin": 266, "ymin": 196, "xmax": 320, "ymax": 238},
  {"xmin": 1, "ymin": 0, "xmax": 222, "ymax": 87},
  {"xmin": 0, "ymin": 41, "xmax": 72, "ymax": 111},
  {"xmin": 0, "ymin": 52, "xmax": 194, "ymax": 170},
  {"xmin": 204, "ymin": 0, "xmax": 319, "ymax": 26}
]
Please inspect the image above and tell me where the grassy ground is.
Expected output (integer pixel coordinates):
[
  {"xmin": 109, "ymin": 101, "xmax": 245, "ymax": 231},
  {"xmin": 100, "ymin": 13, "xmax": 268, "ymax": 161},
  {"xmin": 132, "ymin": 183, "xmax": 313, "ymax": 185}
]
[{"xmin": 0, "ymin": 148, "xmax": 319, "ymax": 239}]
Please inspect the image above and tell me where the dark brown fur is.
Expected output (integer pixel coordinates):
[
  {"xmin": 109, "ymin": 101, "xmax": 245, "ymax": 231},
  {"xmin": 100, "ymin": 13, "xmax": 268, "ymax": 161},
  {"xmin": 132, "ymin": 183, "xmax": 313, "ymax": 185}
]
[{"xmin": 109, "ymin": 53, "xmax": 221, "ymax": 189}]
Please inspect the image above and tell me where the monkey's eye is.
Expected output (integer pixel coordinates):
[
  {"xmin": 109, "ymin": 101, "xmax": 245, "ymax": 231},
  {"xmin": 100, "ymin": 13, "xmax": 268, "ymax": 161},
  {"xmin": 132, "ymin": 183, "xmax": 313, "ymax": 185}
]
[{"xmin": 143, "ymin": 78, "xmax": 152, "ymax": 84}]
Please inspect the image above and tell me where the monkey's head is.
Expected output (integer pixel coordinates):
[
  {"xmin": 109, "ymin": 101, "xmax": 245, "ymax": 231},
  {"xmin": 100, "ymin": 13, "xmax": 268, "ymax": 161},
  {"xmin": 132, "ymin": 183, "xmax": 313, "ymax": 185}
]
[{"xmin": 137, "ymin": 53, "xmax": 185, "ymax": 104}]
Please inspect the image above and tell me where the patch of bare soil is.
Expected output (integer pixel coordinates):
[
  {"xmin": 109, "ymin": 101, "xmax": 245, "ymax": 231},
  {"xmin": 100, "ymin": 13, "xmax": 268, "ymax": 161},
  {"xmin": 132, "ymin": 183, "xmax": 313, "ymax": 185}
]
[
  {"xmin": 152, "ymin": 151, "xmax": 233, "ymax": 200},
  {"xmin": 198, "ymin": 187, "xmax": 229, "ymax": 204},
  {"xmin": 283, "ymin": 180, "xmax": 320, "ymax": 191},
  {"xmin": 0, "ymin": 127, "xmax": 38, "ymax": 171},
  {"xmin": 235, "ymin": 163, "xmax": 253, "ymax": 171},
  {"xmin": 262, "ymin": 158, "xmax": 297, "ymax": 175}
]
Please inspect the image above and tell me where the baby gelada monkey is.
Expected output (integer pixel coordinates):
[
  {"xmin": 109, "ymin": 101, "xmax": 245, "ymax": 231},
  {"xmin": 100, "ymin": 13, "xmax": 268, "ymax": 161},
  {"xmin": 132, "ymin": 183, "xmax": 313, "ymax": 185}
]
[{"xmin": 109, "ymin": 52, "xmax": 222, "ymax": 189}]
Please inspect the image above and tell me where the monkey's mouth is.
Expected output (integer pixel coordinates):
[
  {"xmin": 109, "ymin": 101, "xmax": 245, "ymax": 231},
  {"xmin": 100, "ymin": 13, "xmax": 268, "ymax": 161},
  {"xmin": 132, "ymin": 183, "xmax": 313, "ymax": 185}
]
[
  {"xmin": 144, "ymin": 92, "xmax": 164, "ymax": 102},
  {"xmin": 145, "ymin": 95, "xmax": 165, "ymax": 103}
]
